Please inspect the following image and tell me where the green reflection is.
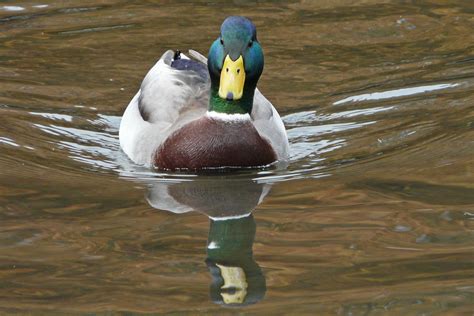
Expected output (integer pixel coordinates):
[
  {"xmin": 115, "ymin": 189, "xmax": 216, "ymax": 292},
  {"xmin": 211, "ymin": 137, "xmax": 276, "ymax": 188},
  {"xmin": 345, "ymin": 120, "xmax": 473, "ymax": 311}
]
[
  {"xmin": 146, "ymin": 177, "xmax": 268, "ymax": 306},
  {"xmin": 206, "ymin": 214, "xmax": 265, "ymax": 306}
]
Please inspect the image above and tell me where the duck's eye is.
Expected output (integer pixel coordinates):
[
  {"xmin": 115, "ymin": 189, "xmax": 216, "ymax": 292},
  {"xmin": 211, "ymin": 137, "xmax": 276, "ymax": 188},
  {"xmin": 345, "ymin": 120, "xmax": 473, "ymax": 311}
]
[
  {"xmin": 220, "ymin": 38, "xmax": 224, "ymax": 45},
  {"xmin": 248, "ymin": 41, "xmax": 253, "ymax": 48}
]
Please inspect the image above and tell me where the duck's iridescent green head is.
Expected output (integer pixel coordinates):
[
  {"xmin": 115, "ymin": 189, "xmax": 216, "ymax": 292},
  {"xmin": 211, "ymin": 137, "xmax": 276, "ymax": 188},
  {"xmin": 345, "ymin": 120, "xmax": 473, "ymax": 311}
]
[{"xmin": 208, "ymin": 16, "xmax": 264, "ymax": 114}]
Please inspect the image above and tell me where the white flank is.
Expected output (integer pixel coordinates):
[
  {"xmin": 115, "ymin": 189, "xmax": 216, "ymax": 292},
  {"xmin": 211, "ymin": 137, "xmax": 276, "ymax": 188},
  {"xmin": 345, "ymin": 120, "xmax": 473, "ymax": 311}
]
[{"xmin": 206, "ymin": 111, "xmax": 251, "ymax": 122}]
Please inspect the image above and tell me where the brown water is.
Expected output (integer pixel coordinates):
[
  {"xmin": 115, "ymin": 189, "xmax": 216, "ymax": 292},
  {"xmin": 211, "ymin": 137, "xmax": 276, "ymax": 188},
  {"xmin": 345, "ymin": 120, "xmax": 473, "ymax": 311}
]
[{"xmin": 1, "ymin": 1, "xmax": 473, "ymax": 314}]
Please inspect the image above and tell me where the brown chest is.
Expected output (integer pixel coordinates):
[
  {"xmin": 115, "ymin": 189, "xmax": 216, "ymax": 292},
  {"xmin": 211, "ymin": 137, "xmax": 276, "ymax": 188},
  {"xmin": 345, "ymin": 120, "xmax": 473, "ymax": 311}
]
[{"xmin": 154, "ymin": 116, "xmax": 276, "ymax": 170}]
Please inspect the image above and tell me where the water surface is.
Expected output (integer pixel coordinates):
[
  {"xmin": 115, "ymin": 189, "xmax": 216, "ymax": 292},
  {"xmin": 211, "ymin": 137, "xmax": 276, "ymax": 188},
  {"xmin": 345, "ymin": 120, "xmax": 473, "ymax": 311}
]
[{"xmin": 0, "ymin": 1, "xmax": 473, "ymax": 314}]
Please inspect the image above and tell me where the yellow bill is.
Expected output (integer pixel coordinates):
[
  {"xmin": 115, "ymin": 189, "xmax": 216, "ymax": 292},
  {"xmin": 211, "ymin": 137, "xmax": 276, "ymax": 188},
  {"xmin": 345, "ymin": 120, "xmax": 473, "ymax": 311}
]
[
  {"xmin": 216, "ymin": 264, "xmax": 248, "ymax": 304},
  {"xmin": 219, "ymin": 55, "xmax": 245, "ymax": 100}
]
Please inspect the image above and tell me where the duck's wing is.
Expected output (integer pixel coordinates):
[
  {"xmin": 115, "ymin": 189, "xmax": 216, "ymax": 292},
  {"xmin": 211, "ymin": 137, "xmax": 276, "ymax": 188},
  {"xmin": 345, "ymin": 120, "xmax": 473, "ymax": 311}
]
[
  {"xmin": 251, "ymin": 89, "xmax": 289, "ymax": 161},
  {"xmin": 119, "ymin": 50, "xmax": 210, "ymax": 166},
  {"xmin": 138, "ymin": 50, "xmax": 210, "ymax": 124},
  {"xmin": 188, "ymin": 50, "xmax": 289, "ymax": 161}
]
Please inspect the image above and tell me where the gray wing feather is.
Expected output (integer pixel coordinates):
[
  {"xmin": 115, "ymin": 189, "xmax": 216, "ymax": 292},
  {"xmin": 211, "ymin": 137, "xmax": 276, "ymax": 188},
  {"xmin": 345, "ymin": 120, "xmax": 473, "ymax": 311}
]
[
  {"xmin": 138, "ymin": 50, "xmax": 210, "ymax": 125},
  {"xmin": 188, "ymin": 49, "xmax": 208, "ymax": 64},
  {"xmin": 252, "ymin": 89, "xmax": 289, "ymax": 160}
]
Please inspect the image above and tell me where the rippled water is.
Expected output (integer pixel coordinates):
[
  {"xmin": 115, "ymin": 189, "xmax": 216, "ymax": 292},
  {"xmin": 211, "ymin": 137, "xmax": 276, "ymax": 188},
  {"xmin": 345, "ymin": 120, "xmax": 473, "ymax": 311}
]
[{"xmin": 1, "ymin": 1, "xmax": 473, "ymax": 314}]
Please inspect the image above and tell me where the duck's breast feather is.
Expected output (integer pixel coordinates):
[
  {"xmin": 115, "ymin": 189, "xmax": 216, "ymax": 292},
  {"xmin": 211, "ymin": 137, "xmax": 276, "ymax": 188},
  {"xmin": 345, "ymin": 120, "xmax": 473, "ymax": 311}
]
[{"xmin": 155, "ymin": 116, "xmax": 276, "ymax": 170}]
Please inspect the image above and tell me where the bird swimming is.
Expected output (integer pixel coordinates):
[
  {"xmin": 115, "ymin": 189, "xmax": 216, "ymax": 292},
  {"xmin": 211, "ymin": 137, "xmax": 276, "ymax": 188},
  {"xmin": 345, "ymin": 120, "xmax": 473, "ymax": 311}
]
[{"xmin": 119, "ymin": 16, "xmax": 289, "ymax": 170}]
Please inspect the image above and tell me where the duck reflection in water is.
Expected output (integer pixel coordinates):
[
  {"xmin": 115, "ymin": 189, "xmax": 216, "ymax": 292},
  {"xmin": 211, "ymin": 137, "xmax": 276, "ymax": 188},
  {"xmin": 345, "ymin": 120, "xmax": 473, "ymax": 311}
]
[{"xmin": 146, "ymin": 177, "xmax": 269, "ymax": 306}]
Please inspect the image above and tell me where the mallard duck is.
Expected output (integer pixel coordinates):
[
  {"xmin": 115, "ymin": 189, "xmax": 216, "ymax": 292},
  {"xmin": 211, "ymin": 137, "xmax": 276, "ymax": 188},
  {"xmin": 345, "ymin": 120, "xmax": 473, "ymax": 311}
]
[{"xmin": 119, "ymin": 16, "xmax": 289, "ymax": 170}]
